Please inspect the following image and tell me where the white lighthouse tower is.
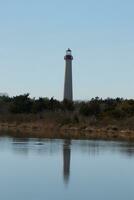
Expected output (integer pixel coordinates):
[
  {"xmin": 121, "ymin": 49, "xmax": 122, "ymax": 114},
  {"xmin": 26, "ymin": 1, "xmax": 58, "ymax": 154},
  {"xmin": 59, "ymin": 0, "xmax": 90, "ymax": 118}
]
[{"xmin": 64, "ymin": 49, "xmax": 73, "ymax": 101}]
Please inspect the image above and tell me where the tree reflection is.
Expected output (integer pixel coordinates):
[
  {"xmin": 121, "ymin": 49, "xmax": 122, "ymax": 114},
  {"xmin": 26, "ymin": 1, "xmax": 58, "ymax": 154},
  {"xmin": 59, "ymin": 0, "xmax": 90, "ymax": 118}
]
[
  {"xmin": 119, "ymin": 142, "xmax": 134, "ymax": 157},
  {"xmin": 12, "ymin": 137, "xmax": 29, "ymax": 155}
]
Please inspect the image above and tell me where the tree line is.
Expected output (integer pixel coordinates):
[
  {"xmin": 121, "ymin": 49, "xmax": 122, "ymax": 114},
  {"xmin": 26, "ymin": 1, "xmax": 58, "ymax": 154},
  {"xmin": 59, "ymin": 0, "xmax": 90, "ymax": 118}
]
[{"xmin": 0, "ymin": 94, "xmax": 134, "ymax": 119}]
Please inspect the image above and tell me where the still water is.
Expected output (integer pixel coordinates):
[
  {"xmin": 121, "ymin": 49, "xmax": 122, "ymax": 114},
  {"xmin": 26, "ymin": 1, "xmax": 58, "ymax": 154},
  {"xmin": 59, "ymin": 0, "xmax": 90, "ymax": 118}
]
[{"xmin": 0, "ymin": 136, "xmax": 134, "ymax": 200}]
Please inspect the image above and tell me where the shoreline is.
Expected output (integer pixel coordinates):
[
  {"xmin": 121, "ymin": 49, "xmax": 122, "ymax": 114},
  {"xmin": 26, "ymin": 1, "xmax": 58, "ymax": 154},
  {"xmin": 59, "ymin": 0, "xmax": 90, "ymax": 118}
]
[{"xmin": 0, "ymin": 122, "xmax": 134, "ymax": 142}]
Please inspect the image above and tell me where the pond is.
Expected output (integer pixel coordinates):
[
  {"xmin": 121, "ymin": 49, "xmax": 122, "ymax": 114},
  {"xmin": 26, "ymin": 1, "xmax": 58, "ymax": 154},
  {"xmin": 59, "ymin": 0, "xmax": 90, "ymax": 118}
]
[{"xmin": 0, "ymin": 136, "xmax": 134, "ymax": 200}]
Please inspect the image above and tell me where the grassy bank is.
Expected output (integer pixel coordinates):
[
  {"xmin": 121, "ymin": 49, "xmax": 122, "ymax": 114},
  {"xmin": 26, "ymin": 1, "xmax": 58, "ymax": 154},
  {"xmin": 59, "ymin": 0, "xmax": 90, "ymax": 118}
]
[{"xmin": 0, "ymin": 112, "xmax": 134, "ymax": 141}]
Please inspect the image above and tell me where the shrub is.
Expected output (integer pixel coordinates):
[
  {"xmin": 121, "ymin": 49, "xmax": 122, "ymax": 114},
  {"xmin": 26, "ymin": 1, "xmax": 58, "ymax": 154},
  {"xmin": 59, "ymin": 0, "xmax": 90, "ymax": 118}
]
[
  {"xmin": 62, "ymin": 99, "xmax": 74, "ymax": 111},
  {"xmin": 79, "ymin": 102, "xmax": 101, "ymax": 117},
  {"xmin": 9, "ymin": 94, "xmax": 32, "ymax": 113}
]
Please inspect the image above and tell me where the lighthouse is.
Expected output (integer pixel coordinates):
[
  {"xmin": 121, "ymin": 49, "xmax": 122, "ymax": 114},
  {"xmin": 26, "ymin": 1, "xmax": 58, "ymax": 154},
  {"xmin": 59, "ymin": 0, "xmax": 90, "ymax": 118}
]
[{"xmin": 64, "ymin": 49, "xmax": 73, "ymax": 101}]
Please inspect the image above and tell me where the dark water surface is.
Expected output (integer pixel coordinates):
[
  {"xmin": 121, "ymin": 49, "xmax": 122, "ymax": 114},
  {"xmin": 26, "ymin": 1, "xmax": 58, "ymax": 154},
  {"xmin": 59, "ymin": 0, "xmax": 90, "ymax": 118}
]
[{"xmin": 0, "ymin": 136, "xmax": 134, "ymax": 200}]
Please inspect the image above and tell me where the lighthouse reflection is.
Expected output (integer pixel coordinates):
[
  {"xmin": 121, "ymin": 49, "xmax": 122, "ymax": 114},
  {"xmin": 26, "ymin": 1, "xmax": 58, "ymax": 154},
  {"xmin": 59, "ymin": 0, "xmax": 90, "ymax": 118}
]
[{"xmin": 63, "ymin": 140, "xmax": 71, "ymax": 184}]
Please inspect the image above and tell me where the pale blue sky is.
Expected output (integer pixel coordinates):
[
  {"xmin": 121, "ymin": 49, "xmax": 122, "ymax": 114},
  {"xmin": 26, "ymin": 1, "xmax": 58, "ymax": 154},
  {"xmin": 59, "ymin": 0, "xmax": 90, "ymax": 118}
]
[{"xmin": 0, "ymin": 0, "xmax": 134, "ymax": 100}]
